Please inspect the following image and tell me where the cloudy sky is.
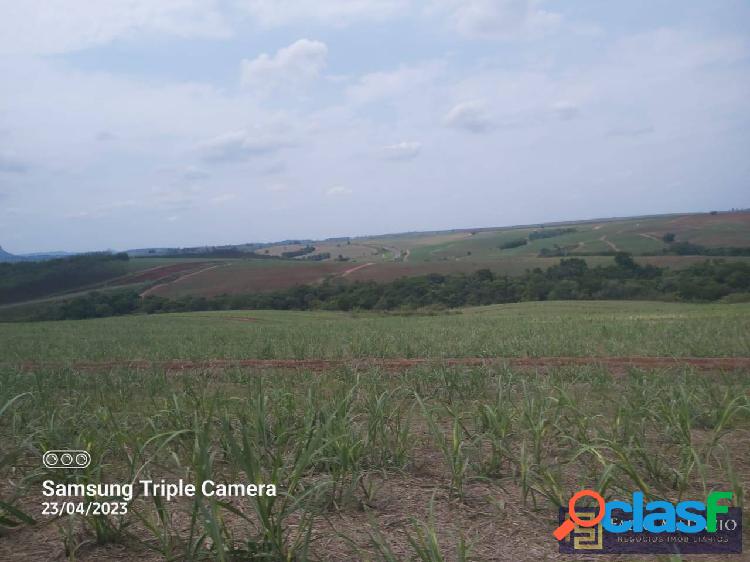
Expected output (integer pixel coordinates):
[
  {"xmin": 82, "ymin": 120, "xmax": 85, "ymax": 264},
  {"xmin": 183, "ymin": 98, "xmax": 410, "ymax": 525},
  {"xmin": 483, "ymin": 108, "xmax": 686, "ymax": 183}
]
[{"xmin": 0, "ymin": 1, "xmax": 748, "ymax": 252}]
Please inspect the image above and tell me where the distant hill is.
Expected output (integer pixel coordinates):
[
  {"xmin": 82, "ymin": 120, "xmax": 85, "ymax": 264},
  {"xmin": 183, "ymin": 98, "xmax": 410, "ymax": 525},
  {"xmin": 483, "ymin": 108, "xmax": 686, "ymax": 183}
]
[
  {"xmin": 0, "ymin": 246, "xmax": 77, "ymax": 263},
  {"xmin": 3, "ymin": 210, "xmax": 749, "ymax": 309},
  {"xmin": 0, "ymin": 246, "xmax": 26, "ymax": 262},
  {"xmin": 0, "ymin": 252, "xmax": 132, "ymax": 305}
]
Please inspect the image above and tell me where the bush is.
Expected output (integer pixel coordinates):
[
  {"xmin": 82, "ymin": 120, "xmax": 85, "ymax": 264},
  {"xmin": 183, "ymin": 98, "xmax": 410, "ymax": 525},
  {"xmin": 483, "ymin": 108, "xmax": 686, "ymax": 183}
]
[
  {"xmin": 19, "ymin": 256, "xmax": 750, "ymax": 321},
  {"xmin": 499, "ymin": 238, "xmax": 527, "ymax": 250}
]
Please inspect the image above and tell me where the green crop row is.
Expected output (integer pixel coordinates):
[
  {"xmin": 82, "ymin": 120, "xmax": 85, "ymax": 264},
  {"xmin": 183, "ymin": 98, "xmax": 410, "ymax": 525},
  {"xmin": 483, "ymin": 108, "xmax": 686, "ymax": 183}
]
[
  {"xmin": 2, "ymin": 301, "xmax": 750, "ymax": 363},
  {"xmin": 1, "ymin": 365, "xmax": 748, "ymax": 560}
]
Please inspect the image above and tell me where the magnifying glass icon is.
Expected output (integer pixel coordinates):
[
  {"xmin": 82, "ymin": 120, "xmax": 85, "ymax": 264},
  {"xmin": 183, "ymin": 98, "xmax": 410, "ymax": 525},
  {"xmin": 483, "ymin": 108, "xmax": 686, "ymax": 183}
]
[{"xmin": 553, "ymin": 489, "xmax": 605, "ymax": 541}]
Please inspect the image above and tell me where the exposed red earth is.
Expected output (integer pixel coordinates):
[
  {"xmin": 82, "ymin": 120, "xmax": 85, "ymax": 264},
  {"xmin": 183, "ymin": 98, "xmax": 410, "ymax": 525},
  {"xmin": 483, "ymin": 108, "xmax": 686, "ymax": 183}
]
[
  {"xmin": 145, "ymin": 261, "xmax": 355, "ymax": 298},
  {"xmin": 110, "ymin": 262, "xmax": 215, "ymax": 285},
  {"xmin": 338, "ymin": 262, "xmax": 375, "ymax": 277},
  {"xmin": 139, "ymin": 263, "xmax": 226, "ymax": 297}
]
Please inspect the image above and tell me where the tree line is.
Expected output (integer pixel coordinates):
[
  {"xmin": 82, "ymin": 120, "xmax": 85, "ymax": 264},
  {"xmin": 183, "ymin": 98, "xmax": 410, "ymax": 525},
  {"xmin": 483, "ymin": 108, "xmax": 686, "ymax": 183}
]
[
  {"xmin": 17, "ymin": 254, "xmax": 750, "ymax": 321},
  {"xmin": 0, "ymin": 252, "xmax": 130, "ymax": 305}
]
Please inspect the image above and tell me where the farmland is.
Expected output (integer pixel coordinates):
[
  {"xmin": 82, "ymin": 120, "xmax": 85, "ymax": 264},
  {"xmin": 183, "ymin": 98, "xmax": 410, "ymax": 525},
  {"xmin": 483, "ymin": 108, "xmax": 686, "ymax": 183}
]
[
  {"xmin": 1, "ymin": 301, "xmax": 749, "ymax": 561},
  {"xmin": 118, "ymin": 211, "xmax": 750, "ymax": 298},
  {"xmin": 5, "ymin": 1, "xmax": 748, "ymax": 559},
  {"xmin": 3, "ymin": 301, "xmax": 750, "ymax": 363},
  {"xmin": 2, "ymin": 212, "xmax": 749, "ymax": 308},
  {"xmin": 1, "ymin": 213, "xmax": 750, "ymax": 561}
]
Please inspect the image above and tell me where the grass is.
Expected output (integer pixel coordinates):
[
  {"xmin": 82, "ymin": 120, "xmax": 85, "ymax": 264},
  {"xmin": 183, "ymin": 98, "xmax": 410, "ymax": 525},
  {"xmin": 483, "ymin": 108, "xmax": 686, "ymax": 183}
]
[
  {"xmin": 1, "ymin": 299, "xmax": 749, "ymax": 560},
  {"xmin": 0, "ymin": 364, "xmax": 747, "ymax": 560},
  {"xmin": 1, "ymin": 301, "xmax": 749, "ymax": 363}
]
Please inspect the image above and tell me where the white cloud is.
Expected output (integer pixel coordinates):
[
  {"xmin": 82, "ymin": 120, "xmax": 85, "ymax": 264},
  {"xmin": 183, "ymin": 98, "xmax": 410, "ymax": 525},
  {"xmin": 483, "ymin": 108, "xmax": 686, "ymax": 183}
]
[
  {"xmin": 609, "ymin": 28, "xmax": 747, "ymax": 73},
  {"xmin": 433, "ymin": 0, "xmax": 561, "ymax": 40},
  {"xmin": 326, "ymin": 185, "xmax": 352, "ymax": 197},
  {"xmin": 444, "ymin": 101, "xmax": 495, "ymax": 133},
  {"xmin": 241, "ymin": 39, "xmax": 328, "ymax": 94},
  {"xmin": 182, "ymin": 166, "xmax": 211, "ymax": 181},
  {"xmin": 210, "ymin": 193, "xmax": 237, "ymax": 204},
  {"xmin": 0, "ymin": 152, "xmax": 28, "ymax": 173},
  {"xmin": 381, "ymin": 141, "xmax": 422, "ymax": 160},
  {"xmin": 0, "ymin": 0, "xmax": 230, "ymax": 55},
  {"xmin": 347, "ymin": 63, "xmax": 443, "ymax": 105},
  {"xmin": 551, "ymin": 101, "xmax": 579, "ymax": 121},
  {"xmin": 66, "ymin": 199, "xmax": 139, "ymax": 220},
  {"xmin": 237, "ymin": 0, "xmax": 406, "ymax": 27},
  {"xmin": 1, "ymin": 2, "xmax": 747, "ymax": 254},
  {"xmin": 197, "ymin": 130, "xmax": 293, "ymax": 163},
  {"xmin": 606, "ymin": 126, "xmax": 655, "ymax": 138},
  {"xmin": 95, "ymin": 131, "xmax": 117, "ymax": 142}
]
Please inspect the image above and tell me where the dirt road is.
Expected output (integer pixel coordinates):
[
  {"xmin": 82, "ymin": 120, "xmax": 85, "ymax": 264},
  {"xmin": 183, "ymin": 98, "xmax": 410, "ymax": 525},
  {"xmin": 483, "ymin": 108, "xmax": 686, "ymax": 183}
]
[
  {"xmin": 139, "ymin": 264, "xmax": 227, "ymax": 297},
  {"xmin": 339, "ymin": 262, "xmax": 375, "ymax": 277},
  {"xmin": 599, "ymin": 235, "xmax": 620, "ymax": 252}
]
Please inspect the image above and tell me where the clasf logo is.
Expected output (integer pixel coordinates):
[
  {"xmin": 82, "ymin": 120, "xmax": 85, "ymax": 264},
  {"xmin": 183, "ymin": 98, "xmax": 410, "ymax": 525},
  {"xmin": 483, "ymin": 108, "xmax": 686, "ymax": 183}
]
[{"xmin": 554, "ymin": 489, "xmax": 734, "ymax": 540}]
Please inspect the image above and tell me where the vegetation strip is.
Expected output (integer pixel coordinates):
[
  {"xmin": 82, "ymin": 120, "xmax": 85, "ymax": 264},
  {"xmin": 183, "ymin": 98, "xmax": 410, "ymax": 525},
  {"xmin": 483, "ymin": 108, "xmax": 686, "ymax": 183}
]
[{"xmin": 13, "ymin": 356, "xmax": 750, "ymax": 372}]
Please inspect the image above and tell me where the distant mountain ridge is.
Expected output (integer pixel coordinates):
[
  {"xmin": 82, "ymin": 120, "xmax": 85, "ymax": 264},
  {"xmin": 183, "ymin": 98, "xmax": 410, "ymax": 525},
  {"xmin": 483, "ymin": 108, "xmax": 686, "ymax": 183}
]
[
  {"xmin": 0, "ymin": 245, "xmax": 24, "ymax": 262},
  {"xmin": 0, "ymin": 246, "xmax": 76, "ymax": 262}
]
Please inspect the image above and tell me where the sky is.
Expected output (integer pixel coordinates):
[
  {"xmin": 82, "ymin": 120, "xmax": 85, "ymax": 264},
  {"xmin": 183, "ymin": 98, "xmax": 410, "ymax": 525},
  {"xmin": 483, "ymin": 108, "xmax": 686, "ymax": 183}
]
[{"xmin": 0, "ymin": 1, "xmax": 748, "ymax": 253}]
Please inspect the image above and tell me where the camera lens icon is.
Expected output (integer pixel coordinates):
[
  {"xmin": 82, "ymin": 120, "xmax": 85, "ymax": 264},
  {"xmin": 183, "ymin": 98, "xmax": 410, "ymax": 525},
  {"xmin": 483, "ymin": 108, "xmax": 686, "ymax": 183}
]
[
  {"xmin": 43, "ymin": 450, "xmax": 90, "ymax": 469},
  {"xmin": 43, "ymin": 452, "xmax": 58, "ymax": 467}
]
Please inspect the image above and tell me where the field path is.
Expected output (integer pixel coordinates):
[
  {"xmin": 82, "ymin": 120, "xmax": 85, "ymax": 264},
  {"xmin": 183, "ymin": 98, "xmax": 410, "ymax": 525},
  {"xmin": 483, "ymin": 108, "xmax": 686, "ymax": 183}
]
[
  {"xmin": 600, "ymin": 235, "xmax": 620, "ymax": 252},
  {"xmin": 339, "ymin": 262, "xmax": 375, "ymax": 278},
  {"xmin": 16, "ymin": 356, "xmax": 750, "ymax": 373},
  {"xmin": 140, "ymin": 264, "xmax": 227, "ymax": 297},
  {"xmin": 639, "ymin": 233, "xmax": 661, "ymax": 242}
]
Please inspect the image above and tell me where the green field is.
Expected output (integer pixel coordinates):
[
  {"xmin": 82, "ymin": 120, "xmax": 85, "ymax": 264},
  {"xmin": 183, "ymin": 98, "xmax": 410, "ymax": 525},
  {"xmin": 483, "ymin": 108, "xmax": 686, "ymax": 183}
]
[
  {"xmin": 136, "ymin": 211, "xmax": 750, "ymax": 298},
  {"xmin": 2, "ymin": 214, "xmax": 750, "ymax": 561},
  {"xmin": 1, "ymin": 300, "xmax": 749, "ymax": 561},
  {"xmin": 390, "ymin": 212, "xmax": 750, "ymax": 262},
  {"xmin": 3, "ymin": 301, "xmax": 750, "ymax": 363},
  {"xmin": 2, "ymin": 212, "xmax": 750, "ymax": 307}
]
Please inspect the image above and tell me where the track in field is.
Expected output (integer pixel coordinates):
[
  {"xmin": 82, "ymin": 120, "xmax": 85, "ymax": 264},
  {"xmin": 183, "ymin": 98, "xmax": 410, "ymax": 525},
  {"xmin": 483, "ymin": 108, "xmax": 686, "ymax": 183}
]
[{"xmin": 14, "ymin": 356, "xmax": 750, "ymax": 373}]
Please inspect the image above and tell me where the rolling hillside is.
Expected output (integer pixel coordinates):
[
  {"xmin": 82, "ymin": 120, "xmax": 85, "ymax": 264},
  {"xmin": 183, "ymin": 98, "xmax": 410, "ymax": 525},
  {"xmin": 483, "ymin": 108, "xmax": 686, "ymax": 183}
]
[
  {"xmin": 142, "ymin": 211, "xmax": 750, "ymax": 298},
  {"xmin": 2, "ymin": 210, "xmax": 749, "ymax": 306}
]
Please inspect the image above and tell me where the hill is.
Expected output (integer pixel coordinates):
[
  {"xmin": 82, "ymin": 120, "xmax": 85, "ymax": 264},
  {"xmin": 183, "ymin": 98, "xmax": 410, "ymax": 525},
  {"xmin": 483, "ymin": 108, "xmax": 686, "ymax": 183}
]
[
  {"xmin": 0, "ymin": 246, "xmax": 24, "ymax": 263},
  {"xmin": 138, "ymin": 210, "xmax": 750, "ymax": 299},
  {"xmin": 2, "ymin": 210, "xmax": 749, "ymax": 309}
]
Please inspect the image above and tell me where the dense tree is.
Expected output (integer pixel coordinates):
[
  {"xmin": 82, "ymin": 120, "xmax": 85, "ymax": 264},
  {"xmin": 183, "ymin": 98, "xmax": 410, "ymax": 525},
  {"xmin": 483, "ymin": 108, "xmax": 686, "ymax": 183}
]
[
  {"xmin": 8, "ymin": 255, "xmax": 750, "ymax": 322},
  {"xmin": 0, "ymin": 253, "xmax": 130, "ymax": 305}
]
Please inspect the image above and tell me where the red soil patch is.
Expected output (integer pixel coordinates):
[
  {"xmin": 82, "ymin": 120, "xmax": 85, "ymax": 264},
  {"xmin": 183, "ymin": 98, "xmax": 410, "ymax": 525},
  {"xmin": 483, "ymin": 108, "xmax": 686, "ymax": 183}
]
[
  {"xmin": 339, "ymin": 262, "xmax": 375, "ymax": 277},
  {"xmin": 343, "ymin": 261, "xmax": 485, "ymax": 283},
  {"xmin": 140, "ymin": 264, "xmax": 226, "ymax": 297},
  {"xmin": 147, "ymin": 262, "xmax": 354, "ymax": 298},
  {"xmin": 668, "ymin": 211, "xmax": 750, "ymax": 229},
  {"xmin": 112, "ymin": 262, "xmax": 215, "ymax": 285},
  {"xmin": 15, "ymin": 356, "xmax": 750, "ymax": 373}
]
